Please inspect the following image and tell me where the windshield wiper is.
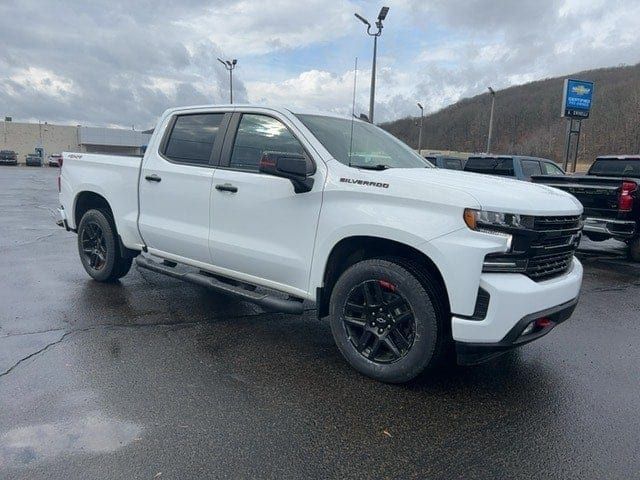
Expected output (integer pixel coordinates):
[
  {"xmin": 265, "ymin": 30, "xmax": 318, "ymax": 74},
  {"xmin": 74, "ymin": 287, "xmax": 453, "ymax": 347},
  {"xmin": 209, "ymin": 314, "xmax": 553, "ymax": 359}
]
[{"xmin": 351, "ymin": 164, "xmax": 392, "ymax": 171}]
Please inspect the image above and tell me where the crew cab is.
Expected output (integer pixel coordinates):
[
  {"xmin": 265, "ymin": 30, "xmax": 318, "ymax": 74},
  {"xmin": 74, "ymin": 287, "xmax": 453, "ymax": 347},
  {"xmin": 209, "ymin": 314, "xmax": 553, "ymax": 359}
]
[
  {"xmin": 533, "ymin": 155, "xmax": 640, "ymax": 261},
  {"xmin": 465, "ymin": 155, "xmax": 565, "ymax": 181},
  {"xmin": 57, "ymin": 105, "xmax": 584, "ymax": 383}
]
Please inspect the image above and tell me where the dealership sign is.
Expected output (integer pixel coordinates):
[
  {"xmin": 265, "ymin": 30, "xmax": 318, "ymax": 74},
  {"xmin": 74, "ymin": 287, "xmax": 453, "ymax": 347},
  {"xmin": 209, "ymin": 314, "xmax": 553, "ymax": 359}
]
[{"xmin": 561, "ymin": 78, "xmax": 594, "ymax": 118}]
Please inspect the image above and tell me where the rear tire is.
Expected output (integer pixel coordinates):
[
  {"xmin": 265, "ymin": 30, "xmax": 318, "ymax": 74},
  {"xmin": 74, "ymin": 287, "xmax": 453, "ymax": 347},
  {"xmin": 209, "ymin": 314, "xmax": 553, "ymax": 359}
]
[
  {"xmin": 328, "ymin": 258, "xmax": 447, "ymax": 383},
  {"xmin": 628, "ymin": 237, "xmax": 640, "ymax": 262},
  {"xmin": 77, "ymin": 209, "xmax": 132, "ymax": 282}
]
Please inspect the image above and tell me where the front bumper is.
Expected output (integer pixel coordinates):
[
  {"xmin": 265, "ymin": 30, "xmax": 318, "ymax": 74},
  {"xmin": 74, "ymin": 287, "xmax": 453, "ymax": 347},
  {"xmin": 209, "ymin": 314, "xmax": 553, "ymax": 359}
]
[
  {"xmin": 583, "ymin": 217, "xmax": 636, "ymax": 239},
  {"xmin": 452, "ymin": 257, "xmax": 582, "ymax": 361},
  {"xmin": 456, "ymin": 297, "xmax": 578, "ymax": 364}
]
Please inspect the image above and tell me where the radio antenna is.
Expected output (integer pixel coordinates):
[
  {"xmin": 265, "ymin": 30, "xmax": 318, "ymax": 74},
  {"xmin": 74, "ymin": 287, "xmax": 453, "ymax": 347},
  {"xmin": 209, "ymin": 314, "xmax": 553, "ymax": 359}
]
[{"xmin": 348, "ymin": 57, "xmax": 358, "ymax": 167}]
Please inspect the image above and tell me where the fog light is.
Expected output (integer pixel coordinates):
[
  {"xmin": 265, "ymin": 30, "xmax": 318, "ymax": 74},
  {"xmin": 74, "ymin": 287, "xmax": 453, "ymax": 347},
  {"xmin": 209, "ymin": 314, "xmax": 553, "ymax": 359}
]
[
  {"xmin": 521, "ymin": 321, "xmax": 536, "ymax": 336},
  {"xmin": 520, "ymin": 317, "xmax": 555, "ymax": 337}
]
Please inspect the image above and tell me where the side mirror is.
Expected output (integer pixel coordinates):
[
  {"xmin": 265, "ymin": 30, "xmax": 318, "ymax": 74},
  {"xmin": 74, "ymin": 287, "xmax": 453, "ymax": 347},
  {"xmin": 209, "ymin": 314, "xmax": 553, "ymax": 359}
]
[{"xmin": 259, "ymin": 151, "xmax": 314, "ymax": 193}]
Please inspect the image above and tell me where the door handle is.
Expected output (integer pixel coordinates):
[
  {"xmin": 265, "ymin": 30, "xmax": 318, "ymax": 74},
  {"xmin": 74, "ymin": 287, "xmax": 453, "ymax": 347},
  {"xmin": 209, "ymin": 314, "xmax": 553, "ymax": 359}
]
[
  {"xmin": 215, "ymin": 183, "xmax": 238, "ymax": 193},
  {"xmin": 145, "ymin": 174, "xmax": 162, "ymax": 182}
]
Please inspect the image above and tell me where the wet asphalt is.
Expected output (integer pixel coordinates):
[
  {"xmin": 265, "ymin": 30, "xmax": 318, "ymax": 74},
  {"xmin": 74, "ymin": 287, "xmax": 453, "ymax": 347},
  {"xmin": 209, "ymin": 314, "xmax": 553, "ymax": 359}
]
[{"xmin": 0, "ymin": 166, "xmax": 639, "ymax": 480}]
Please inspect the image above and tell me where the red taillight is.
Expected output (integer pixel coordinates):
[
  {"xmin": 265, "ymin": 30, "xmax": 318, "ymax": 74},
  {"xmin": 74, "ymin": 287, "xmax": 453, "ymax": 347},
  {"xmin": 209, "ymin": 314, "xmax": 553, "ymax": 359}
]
[{"xmin": 619, "ymin": 181, "xmax": 637, "ymax": 212}]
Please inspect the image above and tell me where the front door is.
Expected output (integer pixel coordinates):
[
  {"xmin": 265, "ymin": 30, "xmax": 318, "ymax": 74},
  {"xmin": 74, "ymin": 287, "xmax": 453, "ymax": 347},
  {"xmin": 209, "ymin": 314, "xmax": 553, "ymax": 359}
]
[
  {"xmin": 139, "ymin": 111, "xmax": 229, "ymax": 264},
  {"xmin": 209, "ymin": 111, "xmax": 324, "ymax": 295}
]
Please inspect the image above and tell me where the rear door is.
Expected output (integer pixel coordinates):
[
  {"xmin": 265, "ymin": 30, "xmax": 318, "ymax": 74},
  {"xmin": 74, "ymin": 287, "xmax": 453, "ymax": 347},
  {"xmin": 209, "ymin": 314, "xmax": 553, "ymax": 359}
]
[
  {"xmin": 209, "ymin": 110, "xmax": 324, "ymax": 295},
  {"xmin": 138, "ymin": 110, "xmax": 231, "ymax": 264}
]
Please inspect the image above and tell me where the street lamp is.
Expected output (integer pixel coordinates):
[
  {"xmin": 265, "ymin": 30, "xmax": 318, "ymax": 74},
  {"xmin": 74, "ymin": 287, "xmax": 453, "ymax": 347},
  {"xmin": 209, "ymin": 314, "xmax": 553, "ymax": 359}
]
[
  {"xmin": 417, "ymin": 102, "xmax": 424, "ymax": 153},
  {"xmin": 354, "ymin": 6, "xmax": 389, "ymax": 123},
  {"xmin": 217, "ymin": 58, "xmax": 238, "ymax": 104},
  {"xmin": 486, "ymin": 86, "xmax": 496, "ymax": 154}
]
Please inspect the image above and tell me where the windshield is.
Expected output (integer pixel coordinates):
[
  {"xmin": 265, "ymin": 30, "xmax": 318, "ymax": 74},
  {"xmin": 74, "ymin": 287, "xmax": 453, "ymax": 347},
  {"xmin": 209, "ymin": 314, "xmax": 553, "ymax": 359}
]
[
  {"xmin": 589, "ymin": 158, "xmax": 640, "ymax": 177},
  {"xmin": 295, "ymin": 114, "xmax": 431, "ymax": 169}
]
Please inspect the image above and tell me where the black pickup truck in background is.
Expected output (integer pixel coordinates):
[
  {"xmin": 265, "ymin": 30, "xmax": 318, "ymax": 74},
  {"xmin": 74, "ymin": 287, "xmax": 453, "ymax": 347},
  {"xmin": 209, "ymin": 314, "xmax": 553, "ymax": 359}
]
[{"xmin": 532, "ymin": 156, "xmax": 640, "ymax": 261}]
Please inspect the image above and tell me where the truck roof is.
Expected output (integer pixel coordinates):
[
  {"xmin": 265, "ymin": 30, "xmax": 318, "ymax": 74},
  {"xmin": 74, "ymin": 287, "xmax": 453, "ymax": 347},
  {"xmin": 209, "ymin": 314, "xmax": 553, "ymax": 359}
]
[
  {"xmin": 595, "ymin": 155, "xmax": 640, "ymax": 160},
  {"xmin": 467, "ymin": 154, "xmax": 555, "ymax": 163},
  {"xmin": 162, "ymin": 104, "xmax": 354, "ymax": 121}
]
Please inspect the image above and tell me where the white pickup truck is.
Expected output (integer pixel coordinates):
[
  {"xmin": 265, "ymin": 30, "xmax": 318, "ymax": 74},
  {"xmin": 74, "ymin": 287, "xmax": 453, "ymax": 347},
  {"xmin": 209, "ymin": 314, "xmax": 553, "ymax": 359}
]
[{"xmin": 57, "ymin": 105, "xmax": 584, "ymax": 383}]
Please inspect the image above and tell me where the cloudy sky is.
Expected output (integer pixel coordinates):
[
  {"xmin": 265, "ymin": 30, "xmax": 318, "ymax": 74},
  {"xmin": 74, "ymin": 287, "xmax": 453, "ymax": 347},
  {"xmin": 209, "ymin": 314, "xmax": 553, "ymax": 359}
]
[{"xmin": 1, "ymin": 0, "xmax": 639, "ymax": 128}]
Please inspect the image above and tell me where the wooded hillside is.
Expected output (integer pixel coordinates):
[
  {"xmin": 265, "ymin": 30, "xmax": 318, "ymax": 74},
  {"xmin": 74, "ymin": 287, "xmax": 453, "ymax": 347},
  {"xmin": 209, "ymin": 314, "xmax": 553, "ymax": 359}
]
[{"xmin": 381, "ymin": 63, "xmax": 640, "ymax": 166}]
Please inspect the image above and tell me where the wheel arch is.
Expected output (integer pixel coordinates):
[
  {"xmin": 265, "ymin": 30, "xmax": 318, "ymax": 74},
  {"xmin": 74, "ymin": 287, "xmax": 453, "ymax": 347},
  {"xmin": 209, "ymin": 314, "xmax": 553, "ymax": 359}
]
[
  {"xmin": 74, "ymin": 191, "xmax": 140, "ymax": 259},
  {"xmin": 316, "ymin": 235, "xmax": 450, "ymax": 319},
  {"xmin": 74, "ymin": 190, "xmax": 114, "ymax": 227}
]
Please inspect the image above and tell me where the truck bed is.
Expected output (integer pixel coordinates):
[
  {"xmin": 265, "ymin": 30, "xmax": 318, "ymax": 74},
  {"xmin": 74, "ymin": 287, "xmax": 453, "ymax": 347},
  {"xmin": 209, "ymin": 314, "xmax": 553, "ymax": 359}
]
[
  {"xmin": 60, "ymin": 152, "xmax": 144, "ymax": 248},
  {"xmin": 531, "ymin": 174, "xmax": 639, "ymax": 220}
]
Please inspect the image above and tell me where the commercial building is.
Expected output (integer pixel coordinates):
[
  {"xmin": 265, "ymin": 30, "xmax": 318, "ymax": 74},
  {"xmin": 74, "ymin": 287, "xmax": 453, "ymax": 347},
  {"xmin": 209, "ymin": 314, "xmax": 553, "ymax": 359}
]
[{"xmin": 0, "ymin": 120, "xmax": 151, "ymax": 163}]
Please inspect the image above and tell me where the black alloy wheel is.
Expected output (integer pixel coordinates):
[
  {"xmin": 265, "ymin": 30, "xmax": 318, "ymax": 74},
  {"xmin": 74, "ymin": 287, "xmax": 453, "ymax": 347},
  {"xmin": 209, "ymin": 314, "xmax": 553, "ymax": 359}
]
[
  {"xmin": 342, "ymin": 279, "xmax": 416, "ymax": 364},
  {"xmin": 329, "ymin": 258, "xmax": 447, "ymax": 383},
  {"xmin": 77, "ymin": 208, "xmax": 133, "ymax": 282},
  {"xmin": 80, "ymin": 221, "xmax": 108, "ymax": 271}
]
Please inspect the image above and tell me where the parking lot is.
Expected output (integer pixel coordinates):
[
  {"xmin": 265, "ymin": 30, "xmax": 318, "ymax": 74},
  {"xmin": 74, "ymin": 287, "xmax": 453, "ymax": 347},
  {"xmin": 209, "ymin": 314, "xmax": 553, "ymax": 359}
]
[{"xmin": 1, "ymin": 166, "xmax": 639, "ymax": 479}]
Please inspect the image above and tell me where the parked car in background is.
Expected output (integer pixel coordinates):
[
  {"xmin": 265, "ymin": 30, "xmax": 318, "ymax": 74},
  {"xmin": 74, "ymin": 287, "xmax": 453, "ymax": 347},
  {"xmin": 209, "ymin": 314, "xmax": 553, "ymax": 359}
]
[
  {"xmin": 48, "ymin": 154, "xmax": 62, "ymax": 167},
  {"xmin": 464, "ymin": 155, "xmax": 565, "ymax": 181},
  {"xmin": 425, "ymin": 154, "xmax": 465, "ymax": 170},
  {"xmin": 532, "ymin": 155, "xmax": 640, "ymax": 261},
  {"xmin": 0, "ymin": 150, "xmax": 18, "ymax": 166},
  {"xmin": 57, "ymin": 104, "xmax": 584, "ymax": 383},
  {"xmin": 25, "ymin": 154, "xmax": 43, "ymax": 167}
]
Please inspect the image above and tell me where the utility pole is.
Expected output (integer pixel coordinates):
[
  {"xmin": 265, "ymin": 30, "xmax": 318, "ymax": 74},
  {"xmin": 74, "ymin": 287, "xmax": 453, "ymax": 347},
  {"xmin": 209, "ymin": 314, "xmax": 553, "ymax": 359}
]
[
  {"xmin": 217, "ymin": 58, "xmax": 238, "ymax": 103},
  {"xmin": 417, "ymin": 102, "xmax": 424, "ymax": 153},
  {"xmin": 486, "ymin": 86, "xmax": 496, "ymax": 154},
  {"xmin": 354, "ymin": 6, "xmax": 389, "ymax": 123}
]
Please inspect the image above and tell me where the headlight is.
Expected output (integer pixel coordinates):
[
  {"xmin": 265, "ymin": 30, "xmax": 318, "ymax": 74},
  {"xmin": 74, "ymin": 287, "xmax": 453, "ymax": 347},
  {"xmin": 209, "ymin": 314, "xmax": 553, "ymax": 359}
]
[
  {"xmin": 463, "ymin": 208, "xmax": 526, "ymax": 230},
  {"xmin": 463, "ymin": 208, "xmax": 520, "ymax": 251}
]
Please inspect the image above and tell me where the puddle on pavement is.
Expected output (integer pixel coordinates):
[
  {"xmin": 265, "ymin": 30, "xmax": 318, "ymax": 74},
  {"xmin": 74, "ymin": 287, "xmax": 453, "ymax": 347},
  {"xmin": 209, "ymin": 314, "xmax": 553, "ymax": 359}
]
[{"xmin": 0, "ymin": 413, "xmax": 142, "ymax": 468}]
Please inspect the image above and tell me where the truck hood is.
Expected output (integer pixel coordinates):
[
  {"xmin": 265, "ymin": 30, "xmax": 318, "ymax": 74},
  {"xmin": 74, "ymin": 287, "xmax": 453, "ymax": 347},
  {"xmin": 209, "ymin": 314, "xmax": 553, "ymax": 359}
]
[{"xmin": 383, "ymin": 168, "xmax": 583, "ymax": 216}]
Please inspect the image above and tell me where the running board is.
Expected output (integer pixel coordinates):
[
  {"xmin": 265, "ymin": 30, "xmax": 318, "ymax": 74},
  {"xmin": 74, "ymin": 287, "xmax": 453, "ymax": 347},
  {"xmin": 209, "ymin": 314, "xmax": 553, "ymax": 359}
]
[{"xmin": 135, "ymin": 256, "xmax": 305, "ymax": 314}]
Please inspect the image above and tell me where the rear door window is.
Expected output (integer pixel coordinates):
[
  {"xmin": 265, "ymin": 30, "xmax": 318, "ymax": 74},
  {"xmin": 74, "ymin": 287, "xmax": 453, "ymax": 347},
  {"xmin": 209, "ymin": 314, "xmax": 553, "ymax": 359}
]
[{"xmin": 163, "ymin": 113, "xmax": 225, "ymax": 165}]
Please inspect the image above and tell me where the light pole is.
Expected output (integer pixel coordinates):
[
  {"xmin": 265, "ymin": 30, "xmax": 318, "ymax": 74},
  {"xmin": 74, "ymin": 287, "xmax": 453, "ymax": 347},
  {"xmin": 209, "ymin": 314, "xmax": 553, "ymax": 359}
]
[
  {"xmin": 486, "ymin": 86, "xmax": 496, "ymax": 154},
  {"xmin": 217, "ymin": 58, "xmax": 237, "ymax": 103},
  {"xmin": 354, "ymin": 6, "xmax": 389, "ymax": 123},
  {"xmin": 417, "ymin": 102, "xmax": 424, "ymax": 153}
]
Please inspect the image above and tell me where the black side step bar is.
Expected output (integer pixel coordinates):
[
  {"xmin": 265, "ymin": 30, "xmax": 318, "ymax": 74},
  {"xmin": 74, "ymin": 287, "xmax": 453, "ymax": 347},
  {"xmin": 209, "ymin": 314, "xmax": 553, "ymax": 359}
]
[{"xmin": 135, "ymin": 256, "xmax": 305, "ymax": 314}]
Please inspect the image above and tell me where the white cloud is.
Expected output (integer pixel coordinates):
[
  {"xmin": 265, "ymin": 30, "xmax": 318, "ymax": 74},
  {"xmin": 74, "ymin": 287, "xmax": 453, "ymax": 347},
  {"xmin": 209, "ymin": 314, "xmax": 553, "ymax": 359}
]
[
  {"xmin": 178, "ymin": 0, "xmax": 356, "ymax": 56},
  {"xmin": 9, "ymin": 67, "xmax": 75, "ymax": 98},
  {"xmin": 247, "ymin": 69, "xmax": 364, "ymax": 113}
]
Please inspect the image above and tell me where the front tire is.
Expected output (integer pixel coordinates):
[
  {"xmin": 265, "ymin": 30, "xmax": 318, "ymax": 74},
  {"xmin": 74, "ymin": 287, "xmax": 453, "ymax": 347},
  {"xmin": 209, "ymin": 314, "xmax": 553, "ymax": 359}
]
[
  {"xmin": 328, "ymin": 259, "xmax": 447, "ymax": 383},
  {"xmin": 77, "ymin": 209, "xmax": 132, "ymax": 282}
]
